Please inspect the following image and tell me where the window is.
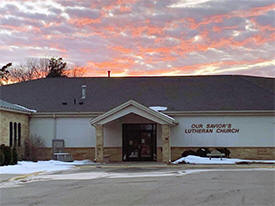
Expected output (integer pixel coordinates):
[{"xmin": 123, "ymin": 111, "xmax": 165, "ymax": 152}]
[
  {"xmin": 18, "ymin": 123, "xmax": 21, "ymax": 147},
  {"xmin": 14, "ymin": 122, "xmax": 17, "ymax": 147},
  {"xmin": 9, "ymin": 122, "xmax": 13, "ymax": 147}
]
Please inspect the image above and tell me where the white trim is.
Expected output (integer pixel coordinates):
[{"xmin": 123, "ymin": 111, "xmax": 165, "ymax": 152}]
[
  {"xmin": 30, "ymin": 110, "xmax": 275, "ymax": 117},
  {"xmin": 0, "ymin": 107, "xmax": 31, "ymax": 115},
  {"xmin": 89, "ymin": 100, "xmax": 177, "ymax": 126}
]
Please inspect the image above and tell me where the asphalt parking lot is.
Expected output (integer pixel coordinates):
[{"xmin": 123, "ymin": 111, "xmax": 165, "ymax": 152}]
[{"xmin": 1, "ymin": 166, "xmax": 274, "ymax": 206}]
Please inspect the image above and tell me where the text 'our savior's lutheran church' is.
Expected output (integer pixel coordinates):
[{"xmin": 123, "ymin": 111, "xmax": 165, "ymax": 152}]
[{"xmin": 0, "ymin": 75, "xmax": 274, "ymax": 162}]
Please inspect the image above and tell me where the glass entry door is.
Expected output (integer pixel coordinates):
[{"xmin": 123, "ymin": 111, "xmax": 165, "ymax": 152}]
[{"xmin": 122, "ymin": 124, "xmax": 157, "ymax": 161}]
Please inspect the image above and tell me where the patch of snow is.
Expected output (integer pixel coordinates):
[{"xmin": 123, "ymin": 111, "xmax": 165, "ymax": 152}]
[
  {"xmin": 14, "ymin": 104, "xmax": 37, "ymax": 113},
  {"xmin": 172, "ymin": 155, "xmax": 275, "ymax": 164},
  {"xmin": 0, "ymin": 160, "xmax": 94, "ymax": 174},
  {"xmin": 149, "ymin": 106, "xmax": 167, "ymax": 111}
]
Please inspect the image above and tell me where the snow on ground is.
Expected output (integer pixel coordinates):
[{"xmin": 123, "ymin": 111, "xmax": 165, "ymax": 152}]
[
  {"xmin": 173, "ymin": 155, "xmax": 275, "ymax": 164},
  {"xmin": 0, "ymin": 160, "xmax": 94, "ymax": 174}
]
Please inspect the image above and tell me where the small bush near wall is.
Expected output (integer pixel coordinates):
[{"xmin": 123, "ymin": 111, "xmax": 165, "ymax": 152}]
[
  {"xmin": 181, "ymin": 150, "xmax": 197, "ymax": 157},
  {"xmin": 0, "ymin": 145, "xmax": 5, "ymax": 166},
  {"xmin": 3, "ymin": 146, "xmax": 12, "ymax": 165},
  {"xmin": 11, "ymin": 147, "xmax": 18, "ymax": 165},
  {"xmin": 216, "ymin": 148, "xmax": 231, "ymax": 158},
  {"xmin": 196, "ymin": 148, "xmax": 210, "ymax": 157},
  {"xmin": 181, "ymin": 148, "xmax": 231, "ymax": 158},
  {"xmin": 0, "ymin": 144, "xmax": 18, "ymax": 166},
  {"xmin": 24, "ymin": 135, "xmax": 45, "ymax": 162}
]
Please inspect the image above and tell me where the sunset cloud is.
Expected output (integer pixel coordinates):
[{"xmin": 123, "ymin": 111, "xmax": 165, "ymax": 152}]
[{"xmin": 0, "ymin": 0, "xmax": 274, "ymax": 77}]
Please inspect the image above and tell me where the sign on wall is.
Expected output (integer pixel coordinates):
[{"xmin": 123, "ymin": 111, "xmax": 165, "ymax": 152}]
[{"xmin": 185, "ymin": 123, "xmax": 240, "ymax": 134}]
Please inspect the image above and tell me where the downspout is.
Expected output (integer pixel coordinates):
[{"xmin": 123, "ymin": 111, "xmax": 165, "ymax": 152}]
[{"xmin": 53, "ymin": 114, "xmax": 56, "ymax": 139}]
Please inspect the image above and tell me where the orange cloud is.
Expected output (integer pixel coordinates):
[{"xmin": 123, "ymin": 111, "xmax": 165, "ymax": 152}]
[
  {"xmin": 111, "ymin": 46, "xmax": 132, "ymax": 53},
  {"xmin": 68, "ymin": 18, "xmax": 101, "ymax": 26},
  {"xmin": 187, "ymin": 3, "xmax": 275, "ymax": 30},
  {"xmin": 92, "ymin": 57, "xmax": 135, "ymax": 70}
]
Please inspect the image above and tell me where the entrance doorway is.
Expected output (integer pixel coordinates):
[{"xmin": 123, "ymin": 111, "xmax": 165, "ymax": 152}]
[{"xmin": 122, "ymin": 124, "xmax": 157, "ymax": 161}]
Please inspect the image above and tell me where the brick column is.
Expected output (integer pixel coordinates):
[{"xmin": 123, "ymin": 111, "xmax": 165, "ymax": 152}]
[
  {"xmin": 95, "ymin": 125, "xmax": 104, "ymax": 162},
  {"xmin": 161, "ymin": 124, "xmax": 171, "ymax": 163}
]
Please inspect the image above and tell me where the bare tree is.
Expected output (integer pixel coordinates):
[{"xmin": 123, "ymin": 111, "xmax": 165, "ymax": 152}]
[
  {"xmin": 8, "ymin": 58, "xmax": 50, "ymax": 82},
  {"xmin": 8, "ymin": 57, "xmax": 85, "ymax": 83},
  {"xmin": 65, "ymin": 66, "xmax": 86, "ymax": 77}
]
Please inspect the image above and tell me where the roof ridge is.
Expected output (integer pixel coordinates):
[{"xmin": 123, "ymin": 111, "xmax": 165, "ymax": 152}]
[{"xmin": 2, "ymin": 74, "xmax": 274, "ymax": 86}]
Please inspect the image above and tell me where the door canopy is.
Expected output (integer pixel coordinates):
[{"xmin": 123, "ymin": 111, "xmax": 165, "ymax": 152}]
[{"xmin": 90, "ymin": 100, "xmax": 177, "ymax": 126}]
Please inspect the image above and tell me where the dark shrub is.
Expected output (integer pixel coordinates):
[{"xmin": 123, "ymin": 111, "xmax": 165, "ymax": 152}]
[
  {"xmin": 178, "ymin": 160, "xmax": 186, "ymax": 164},
  {"xmin": 181, "ymin": 150, "xmax": 197, "ymax": 157},
  {"xmin": 11, "ymin": 147, "xmax": 18, "ymax": 165},
  {"xmin": 216, "ymin": 148, "xmax": 231, "ymax": 158},
  {"xmin": 196, "ymin": 148, "xmax": 210, "ymax": 157},
  {"xmin": 0, "ymin": 145, "xmax": 5, "ymax": 166},
  {"xmin": 3, "ymin": 146, "xmax": 11, "ymax": 165}
]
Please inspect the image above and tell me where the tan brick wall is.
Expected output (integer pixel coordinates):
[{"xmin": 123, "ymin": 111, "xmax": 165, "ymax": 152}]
[
  {"xmin": 171, "ymin": 147, "xmax": 275, "ymax": 161},
  {"xmin": 34, "ymin": 146, "xmax": 275, "ymax": 162},
  {"xmin": 37, "ymin": 147, "xmax": 119, "ymax": 162},
  {"xmin": 0, "ymin": 110, "xmax": 29, "ymax": 159},
  {"xmin": 34, "ymin": 147, "xmax": 162, "ymax": 162},
  {"xmin": 157, "ymin": 147, "xmax": 162, "ymax": 162},
  {"xmin": 65, "ymin": 148, "xmax": 95, "ymax": 160},
  {"xmin": 95, "ymin": 125, "xmax": 104, "ymax": 162},
  {"xmin": 36, "ymin": 147, "xmax": 52, "ymax": 160},
  {"xmin": 161, "ymin": 124, "xmax": 171, "ymax": 163},
  {"xmin": 35, "ymin": 147, "xmax": 95, "ymax": 161},
  {"xmin": 104, "ymin": 147, "xmax": 122, "ymax": 162}
]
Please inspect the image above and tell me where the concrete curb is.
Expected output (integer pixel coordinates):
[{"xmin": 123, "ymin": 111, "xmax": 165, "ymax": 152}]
[
  {"xmin": 77, "ymin": 164, "xmax": 182, "ymax": 169},
  {"xmin": 76, "ymin": 163, "xmax": 275, "ymax": 169}
]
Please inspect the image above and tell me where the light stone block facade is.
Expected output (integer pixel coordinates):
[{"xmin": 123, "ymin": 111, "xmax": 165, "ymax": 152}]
[
  {"xmin": 95, "ymin": 125, "xmax": 104, "ymax": 162},
  {"xmin": 161, "ymin": 124, "xmax": 171, "ymax": 163},
  {"xmin": 0, "ymin": 110, "xmax": 29, "ymax": 159}
]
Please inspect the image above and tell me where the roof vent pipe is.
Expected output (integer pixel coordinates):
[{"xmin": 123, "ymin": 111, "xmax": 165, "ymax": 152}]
[
  {"xmin": 108, "ymin": 70, "xmax": 111, "ymax": 78},
  {"xmin": 81, "ymin": 85, "xmax": 86, "ymax": 99}
]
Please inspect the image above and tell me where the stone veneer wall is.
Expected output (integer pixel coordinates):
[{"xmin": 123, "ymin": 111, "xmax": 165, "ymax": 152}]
[
  {"xmin": 35, "ymin": 147, "xmax": 95, "ymax": 160},
  {"xmin": 0, "ymin": 110, "xmax": 29, "ymax": 159},
  {"xmin": 157, "ymin": 147, "xmax": 162, "ymax": 162},
  {"xmin": 104, "ymin": 147, "xmax": 122, "ymax": 162},
  {"xmin": 31, "ymin": 147, "xmax": 275, "ymax": 161},
  {"xmin": 171, "ymin": 147, "xmax": 275, "ymax": 161},
  {"xmin": 103, "ymin": 147, "xmax": 163, "ymax": 162},
  {"xmin": 36, "ymin": 147, "xmax": 163, "ymax": 162}
]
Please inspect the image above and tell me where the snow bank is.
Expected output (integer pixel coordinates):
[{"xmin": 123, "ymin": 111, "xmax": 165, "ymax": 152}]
[
  {"xmin": 173, "ymin": 155, "xmax": 275, "ymax": 165},
  {"xmin": 149, "ymin": 106, "xmax": 167, "ymax": 111},
  {"xmin": 0, "ymin": 160, "xmax": 94, "ymax": 174}
]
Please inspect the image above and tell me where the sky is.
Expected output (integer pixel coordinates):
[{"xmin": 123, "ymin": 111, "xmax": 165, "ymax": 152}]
[{"xmin": 0, "ymin": 0, "xmax": 274, "ymax": 77}]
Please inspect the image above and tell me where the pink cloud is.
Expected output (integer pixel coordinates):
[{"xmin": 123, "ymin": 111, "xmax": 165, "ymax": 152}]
[{"xmin": 0, "ymin": 0, "xmax": 274, "ymax": 78}]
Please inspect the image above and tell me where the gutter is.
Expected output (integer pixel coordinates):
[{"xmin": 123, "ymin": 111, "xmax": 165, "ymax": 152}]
[
  {"xmin": 31, "ymin": 110, "xmax": 275, "ymax": 118},
  {"xmin": 164, "ymin": 110, "xmax": 275, "ymax": 116}
]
